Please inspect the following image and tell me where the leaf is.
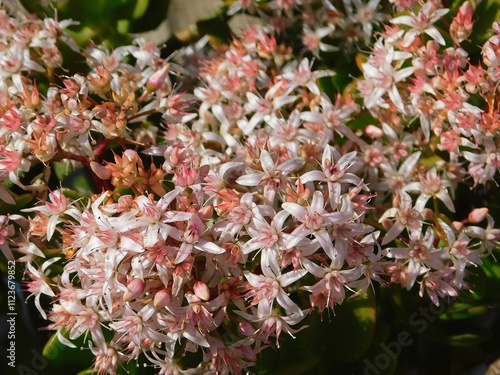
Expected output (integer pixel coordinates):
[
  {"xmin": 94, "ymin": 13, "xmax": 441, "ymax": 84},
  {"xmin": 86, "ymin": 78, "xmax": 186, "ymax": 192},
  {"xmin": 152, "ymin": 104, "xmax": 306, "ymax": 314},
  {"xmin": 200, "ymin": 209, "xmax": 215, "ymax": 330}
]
[
  {"xmin": 439, "ymin": 302, "xmax": 490, "ymax": 321},
  {"xmin": 53, "ymin": 161, "xmax": 74, "ymax": 181},
  {"xmin": 420, "ymin": 154, "xmax": 445, "ymax": 168},
  {"xmin": 349, "ymin": 113, "xmax": 378, "ymax": 132},
  {"xmin": 128, "ymin": 0, "xmax": 171, "ymax": 33},
  {"xmin": 253, "ymin": 291, "xmax": 376, "ymax": 373},
  {"xmin": 481, "ymin": 256, "xmax": 500, "ymax": 303},
  {"xmin": 255, "ymin": 345, "xmax": 320, "ymax": 375},
  {"xmin": 460, "ymin": 265, "xmax": 489, "ymax": 302},
  {"xmin": 428, "ymin": 326, "xmax": 494, "ymax": 347},
  {"xmin": 470, "ymin": 0, "xmax": 500, "ymax": 47},
  {"xmin": 0, "ymin": 193, "xmax": 35, "ymax": 215},
  {"xmin": 42, "ymin": 331, "xmax": 94, "ymax": 371},
  {"xmin": 63, "ymin": 169, "xmax": 95, "ymax": 197},
  {"xmin": 306, "ymin": 289, "xmax": 376, "ymax": 366},
  {"xmin": 196, "ymin": 11, "xmax": 233, "ymax": 44},
  {"xmin": 169, "ymin": 0, "xmax": 223, "ymax": 36}
]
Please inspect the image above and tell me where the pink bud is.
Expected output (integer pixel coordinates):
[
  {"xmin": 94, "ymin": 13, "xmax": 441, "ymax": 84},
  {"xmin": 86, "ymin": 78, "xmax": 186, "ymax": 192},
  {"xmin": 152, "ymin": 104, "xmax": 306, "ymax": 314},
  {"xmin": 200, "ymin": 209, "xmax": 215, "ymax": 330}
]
[
  {"xmin": 147, "ymin": 64, "xmax": 170, "ymax": 91},
  {"xmin": 365, "ymin": 125, "xmax": 384, "ymax": 138},
  {"xmin": 193, "ymin": 281, "xmax": 210, "ymax": 301},
  {"xmin": 451, "ymin": 221, "xmax": 464, "ymax": 232},
  {"xmin": 123, "ymin": 279, "xmax": 145, "ymax": 302},
  {"xmin": 468, "ymin": 207, "xmax": 488, "ymax": 223},
  {"xmin": 153, "ymin": 289, "xmax": 171, "ymax": 308},
  {"xmin": 239, "ymin": 321, "xmax": 255, "ymax": 336}
]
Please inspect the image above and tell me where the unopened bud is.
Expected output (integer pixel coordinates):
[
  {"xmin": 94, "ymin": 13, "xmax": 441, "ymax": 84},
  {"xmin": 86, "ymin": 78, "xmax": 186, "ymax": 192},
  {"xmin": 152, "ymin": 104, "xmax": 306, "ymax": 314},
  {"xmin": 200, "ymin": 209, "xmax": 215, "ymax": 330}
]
[
  {"xmin": 468, "ymin": 207, "xmax": 488, "ymax": 223},
  {"xmin": 123, "ymin": 279, "xmax": 145, "ymax": 302},
  {"xmin": 239, "ymin": 321, "xmax": 255, "ymax": 336},
  {"xmin": 365, "ymin": 125, "xmax": 384, "ymax": 138},
  {"xmin": 451, "ymin": 221, "xmax": 464, "ymax": 232},
  {"xmin": 421, "ymin": 208, "xmax": 434, "ymax": 221},
  {"xmin": 147, "ymin": 64, "xmax": 170, "ymax": 91},
  {"xmin": 153, "ymin": 289, "xmax": 171, "ymax": 308},
  {"xmin": 193, "ymin": 281, "xmax": 210, "ymax": 301}
]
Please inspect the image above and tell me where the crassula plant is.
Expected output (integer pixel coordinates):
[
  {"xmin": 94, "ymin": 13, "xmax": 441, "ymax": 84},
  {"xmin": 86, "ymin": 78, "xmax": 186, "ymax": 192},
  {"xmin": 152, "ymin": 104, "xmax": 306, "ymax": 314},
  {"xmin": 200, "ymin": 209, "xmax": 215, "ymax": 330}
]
[{"xmin": 2, "ymin": 0, "xmax": 500, "ymax": 374}]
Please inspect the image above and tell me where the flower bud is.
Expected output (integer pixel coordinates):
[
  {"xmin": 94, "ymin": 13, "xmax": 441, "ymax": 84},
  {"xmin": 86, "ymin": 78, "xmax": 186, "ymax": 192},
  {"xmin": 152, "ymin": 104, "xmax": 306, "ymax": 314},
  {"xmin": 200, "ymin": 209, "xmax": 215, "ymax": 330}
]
[
  {"xmin": 239, "ymin": 321, "xmax": 255, "ymax": 336},
  {"xmin": 123, "ymin": 279, "xmax": 145, "ymax": 302},
  {"xmin": 451, "ymin": 221, "xmax": 464, "ymax": 232},
  {"xmin": 193, "ymin": 281, "xmax": 210, "ymax": 301},
  {"xmin": 421, "ymin": 208, "xmax": 434, "ymax": 221},
  {"xmin": 147, "ymin": 64, "xmax": 170, "ymax": 91},
  {"xmin": 365, "ymin": 125, "xmax": 384, "ymax": 138},
  {"xmin": 468, "ymin": 207, "xmax": 488, "ymax": 223},
  {"xmin": 153, "ymin": 289, "xmax": 171, "ymax": 308}
]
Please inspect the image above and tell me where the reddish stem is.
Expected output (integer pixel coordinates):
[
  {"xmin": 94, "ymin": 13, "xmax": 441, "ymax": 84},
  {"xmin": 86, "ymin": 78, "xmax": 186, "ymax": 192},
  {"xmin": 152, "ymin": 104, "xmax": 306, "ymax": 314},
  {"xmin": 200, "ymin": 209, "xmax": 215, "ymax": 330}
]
[
  {"xmin": 94, "ymin": 138, "xmax": 112, "ymax": 157},
  {"xmin": 57, "ymin": 150, "xmax": 91, "ymax": 165},
  {"xmin": 127, "ymin": 108, "xmax": 159, "ymax": 122}
]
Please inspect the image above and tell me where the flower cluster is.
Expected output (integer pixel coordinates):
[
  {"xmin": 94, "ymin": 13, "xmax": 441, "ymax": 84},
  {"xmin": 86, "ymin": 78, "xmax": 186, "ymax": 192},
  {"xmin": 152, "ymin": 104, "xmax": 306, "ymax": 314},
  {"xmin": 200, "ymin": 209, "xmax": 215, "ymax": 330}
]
[
  {"xmin": 227, "ymin": 0, "xmax": 389, "ymax": 55},
  {"xmin": 2, "ymin": 1, "xmax": 500, "ymax": 374}
]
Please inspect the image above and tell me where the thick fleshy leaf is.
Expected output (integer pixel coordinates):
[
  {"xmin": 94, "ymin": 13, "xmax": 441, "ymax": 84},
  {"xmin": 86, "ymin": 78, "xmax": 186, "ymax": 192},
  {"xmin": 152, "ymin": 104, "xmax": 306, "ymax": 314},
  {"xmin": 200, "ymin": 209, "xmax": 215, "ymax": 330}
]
[
  {"xmin": 306, "ymin": 290, "xmax": 376, "ymax": 364},
  {"xmin": 42, "ymin": 331, "xmax": 95, "ymax": 371}
]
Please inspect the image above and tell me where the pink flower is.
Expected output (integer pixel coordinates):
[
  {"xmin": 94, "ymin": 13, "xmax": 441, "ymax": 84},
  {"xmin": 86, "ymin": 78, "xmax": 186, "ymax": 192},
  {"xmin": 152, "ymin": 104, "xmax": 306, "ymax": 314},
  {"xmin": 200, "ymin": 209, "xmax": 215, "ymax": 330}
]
[
  {"xmin": 302, "ymin": 255, "xmax": 366, "ymax": 313},
  {"xmin": 361, "ymin": 42, "xmax": 413, "ymax": 112},
  {"xmin": 24, "ymin": 190, "xmax": 80, "ymax": 241},
  {"xmin": 236, "ymin": 299, "xmax": 307, "ymax": 348},
  {"xmin": 385, "ymin": 227, "xmax": 444, "ymax": 290},
  {"xmin": 403, "ymin": 168, "xmax": 455, "ymax": 212},
  {"xmin": 379, "ymin": 191, "xmax": 422, "ymax": 245},
  {"xmin": 0, "ymin": 215, "xmax": 15, "ymax": 261},
  {"xmin": 175, "ymin": 214, "xmax": 225, "ymax": 264},
  {"xmin": 300, "ymin": 146, "xmax": 362, "ymax": 207},
  {"xmin": 391, "ymin": 1, "xmax": 449, "ymax": 47},
  {"xmin": 236, "ymin": 150, "xmax": 304, "ymax": 206},
  {"xmin": 25, "ymin": 258, "xmax": 60, "ymax": 319},
  {"xmin": 244, "ymin": 210, "xmax": 289, "ymax": 256},
  {"xmin": 419, "ymin": 270, "xmax": 457, "ymax": 306},
  {"xmin": 239, "ymin": 81, "xmax": 297, "ymax": 134},
  {"xmin": 281, "ymin": 58, "xmax": 334, "ymax": 96},
  {"xmin": 244, "ymin": 265, "xmax": 307, "ymax": 315},
  {"xmin": 282, "ymin": 191, "xmax": 352, "ymax": 260}
]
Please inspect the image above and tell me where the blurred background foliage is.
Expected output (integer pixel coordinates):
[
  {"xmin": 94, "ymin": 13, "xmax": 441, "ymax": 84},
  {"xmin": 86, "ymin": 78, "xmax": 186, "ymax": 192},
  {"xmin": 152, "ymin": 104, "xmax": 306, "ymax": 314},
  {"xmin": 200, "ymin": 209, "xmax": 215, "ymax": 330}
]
[{"xmin": 1, "ymin": 0, "xmax": 500, "ymax": 374}]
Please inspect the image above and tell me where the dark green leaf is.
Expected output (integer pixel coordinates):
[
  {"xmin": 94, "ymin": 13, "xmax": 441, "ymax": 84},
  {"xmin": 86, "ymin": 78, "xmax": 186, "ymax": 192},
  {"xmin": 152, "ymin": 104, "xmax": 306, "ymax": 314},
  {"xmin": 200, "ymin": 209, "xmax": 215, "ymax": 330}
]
[
  {"xmin": 0, "ymin": 193, "xmax": 35, "ymax": 215},
  {"xmin": 53, "ymin": 161, "xmax": 74, "ymax": 181},
  {"xmin": 428, "ymin": 326, "xmax": 493, "ymax": 347},
  {"xmin": 439, "ymin": 302, "xmax": 490, "ymax": 320},
  {"xmin": 42, "ymin": 331, "xmax": 94, "ymax": 370}
]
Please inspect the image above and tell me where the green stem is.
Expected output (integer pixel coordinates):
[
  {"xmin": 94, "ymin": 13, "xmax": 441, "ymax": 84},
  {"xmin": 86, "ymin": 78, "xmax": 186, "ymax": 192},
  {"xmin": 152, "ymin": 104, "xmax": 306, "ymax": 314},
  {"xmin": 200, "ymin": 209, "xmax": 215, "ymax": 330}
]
[
  {"xmin": 364, "ymin": 217, "xmax": 386, "ymax": 232},
  {"xmin": 127, "ymin": 108, "xmax": 159, "ymax": 122}
]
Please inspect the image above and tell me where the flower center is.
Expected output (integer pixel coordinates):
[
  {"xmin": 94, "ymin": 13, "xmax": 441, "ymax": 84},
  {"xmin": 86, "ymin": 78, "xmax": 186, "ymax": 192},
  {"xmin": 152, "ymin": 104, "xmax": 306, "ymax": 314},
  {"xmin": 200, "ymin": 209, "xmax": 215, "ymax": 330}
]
[{"xmin": 305, "ymin": 211, "xmax": 323, "ymax": 230}]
